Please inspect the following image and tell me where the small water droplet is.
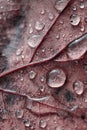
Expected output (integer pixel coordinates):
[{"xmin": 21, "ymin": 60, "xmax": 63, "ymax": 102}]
[
  {"xmin": 41, "ymin": 48, "xmax": 45, "ymax": 53},
  {"xmin": 80, "ymin": 3, "xmax": 85, "ymax": 9},
  {"xmin": 39, "ymin": 86, "xmax": 45, "ymax": 92},
  {"xmin": 70, "ymin": 14, "xmax": 80, "ymax": 26},
  {"xmin": 29, "ymin": 70, "xmax": 36, "ymax": 79},
  {"xmin": 84, "ymin": 17, "xmax": 87, "ymax": 23},
  {"xmin": 73, "ymin": 80, "xmax": 84, "ymax": 95},
  {"xmin": 40, "ymin": 76, "xmax": 45, "ymax": 82},
  {"xmin": 47, "ymin": 68, "xmax": 66, "ymax": 88},
  {"xmin": 48, "ymin": 12, "xmax": 54, "ymax": 20},
  {"xmin": 16, "ymin": 49, "xmax": 23, "ymax": 56},
  {"xmin": 41, "ymin": 9, "xmax": 45, "ymax": 15},
  {"xmin": 29, "ymin": 27, "xmax": 33, "ymax": 34},
  {"xmin": 27, "ymin": 35, "xmax": 41, "ymax": 48},
  {"xmin": 55, "ymin": 0, "xmax": 67, "ymax": 13},
  {"xmin": 72, "ymin": 5, "xmax": 77, "ymax": 11},
  {"xmin": 20, "ymin": 77, "xmax": 24, "ymax": 81},
  {"xmin": 35, "ymin": 21, "xmax": 44, "ymax": 31},
  {"xmin": 80, "ymin": 25, "xmax": 85, "ymax": 32},
  {"xmin": 16, "ymin": 109, "xmax": 24, "ymax": 119},
  {"xmin": 24, "ymin": 119, "xmax": 30, "ymax": 127},
  {"xmin": 39, "ymin": 120, "xmax": 47, "ymax": 128},
  {"xmin": 55, "ymin": 126, "xmax": 62, "ymax": 130},
  {"xmin": 56, "ymin": 34, "xmax": 60, "ymax": 39}
]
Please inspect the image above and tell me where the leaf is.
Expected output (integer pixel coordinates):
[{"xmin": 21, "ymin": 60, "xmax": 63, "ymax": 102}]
[{"xmin": 0, "ymin": 0, "xmax": 87, "ymax": 130}]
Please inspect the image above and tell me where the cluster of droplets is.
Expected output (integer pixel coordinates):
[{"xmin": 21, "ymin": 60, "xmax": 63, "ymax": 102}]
[{"xmin": 27, "ymin": 6, "xmax": 55, "ymax": 48}]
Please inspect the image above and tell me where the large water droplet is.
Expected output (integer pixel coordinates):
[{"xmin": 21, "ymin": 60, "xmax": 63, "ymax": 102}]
[
  {"xmin": 70, "ymin": 14, "xmax": 80, "ymax": 26},
  {"xmin": 27, "ymin": 35, "xmax": 41, "ymax": 48},
  {"xmin": 73, "ymin": 80, "xmax": 84, "ymax": 95},
  {"xmin": 67, "ymin": 34, "xmax": 87, "ymax": 59},
  {"xmin": 16, "ymin": 109, "xmax": 24, "ymax": 119},
  {"xmin": 35, "ymin": 21, "xmax": 44, "ymax": 31},
  {"xmin": 29, "ymin": 70, "xmax": 36, "ymax": 79},
  {"xmin": 39, "ymin": 120, "xmax": 47, "ymax": 128},
  {"xmin": 55, "ymin": 0, "xmax": 68, "ymax": 13},
  {"xmin": 47, "ymin": 68, "xmax": 66, "ymax": 88}
]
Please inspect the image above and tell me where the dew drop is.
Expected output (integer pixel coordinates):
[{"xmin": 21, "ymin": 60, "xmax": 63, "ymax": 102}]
[
  {"xmin": 35, "ymin": 21, "xmax": 44, "ymax": 31},
  {"xmin": 16, "ymin": 49, "xmax": 23, "ymax": 56},
  {"xmin": 39, "ymin": 86, "xmax": 45, "ymax": 92},
  {"xmin": 80, "ymin": 25, "xmax": 85, "ymax": 32},
  {"xmin": 41, "ymin": 9, "xmax": 45, "ymax": 15},
  {"xmin": 39, "ymin": 120, "xmax": 47, "ymax": 128},
  {"xmin": 84, "ymin": 17, "xmax": 87, "ymax": 23},
  {"xmin": 29, "ymin": 27, "xmax": 33, "ymax": 34},
  {"xmin": 72, "ymin": 5, "xmax": 77, "ymax": 11},
  {"xmin": 73, "ymin": 80, "xmax": 84, "ymax": 95},
  {"xmin": 70, "ymin": 14, "xmax": 80, "ymax": 26},
  {"xmin": 48, "ymin": 12, "xmax": 54, "ymax": 20},
  {"xmin": 80, "ymin": 3, "xmax": 85, "ymax": 9},
  {"xmin": 47, "ymin": 68, "xmax": 66, "ymax": 88},
  {"xmin": 55, "ymin": 126, "xmax": 62, "ymax": 130},
  {"xmin": 40, "ymin": 76, "xmax": 45, "ymax": 82},
  {"xmin": 29, "ymin": 70, "xmax": 36, "ymax": 79},
  {"xmin": 55, "ymin": 0, "xmax": 67, "ymax": 13},
  {"xmin": 24, "ymin": 119, "xmax": 30, "ymax": 127},
  {"xmin": 56, "ymin": 34, "xmax": 60, "ymax": 39},
  {"xmin": 27, "ymin": 35, "xmax": 41, "ymax": 48},
  {"xmin": 16, "ymin": 109, "xmax": 24, "ymax": 119}
]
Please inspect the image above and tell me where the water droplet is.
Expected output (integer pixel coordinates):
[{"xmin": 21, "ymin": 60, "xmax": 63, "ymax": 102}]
[
  {"xmin": 56, "ymin": 34, "xmax": 60, "ymax": 39},
  {"xmin": 80, "ymin": 3, "xmax": 85, "ymax": 9},
  {"xmin": 27, "ymin": 35, "xmax": 41, "ymax": 48},
  {"xmin": 29, "ymin": 27, "xmax": 33, "ymax": 34},
  {"xmin": 55, "ymin": 126, "xmax": 62, "ymax": 130},
  {"xmin": 39, "ymin": 120, "xmax": 47, "ymax": 128},
  {"xmin": 48, "ymin": 12, "xmax": 54, "ymax": 20},
  {"xmin": 39, "ymin": 86, "xmax": 45, "ymax": 92},
  {"xmin": 84, "ymin": 17, "xmax": 87, "ymax": 23},
  {"xmin": 55, "ymin": 0, "xmax": 67, "ymax": 13},
  {"xmin": 41, "ymin": 9, "xmax": 45, "ymax": 15},
  {"xmin": 73, "ymin": 80, "xmax": 84, "ymax": 95},
  {"xmin": 35, "ymin": 21, "xmax": 44, "ymax": 31},
  {"xmin": 72, "ymin": 5, "xmax": 77, "ymax": 11},
  {"xmin": 16, "ymin": 109, "xmax": 24, "ymax": 119},
  {"xmin": 47, "ymin": 68, "xmax": 66, "ymax": 88},
  {"xmin": 29, "ymin": 70, "xmax": 36, "ymax": 79},
  {"xmin": 80, "ymin": 25, "xmax": 85, "ymax": 32},
  {"xmin": 16, "ymin": 49, "xmax": 23, "ymax": 56},
  {"xmin": 70, "ymin": 14, "xmax": 80, "ymax": 26},
  {"xmin": 24, "ymin": 119, "xmax": 30, "ymax": 127},
  {"xmin": 40, "ymin": 76, "xmax": 45, "ymax": 82},
  {"xmin": 41, "ymin": 48, "xmax": 45, "ymax": 53}
]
